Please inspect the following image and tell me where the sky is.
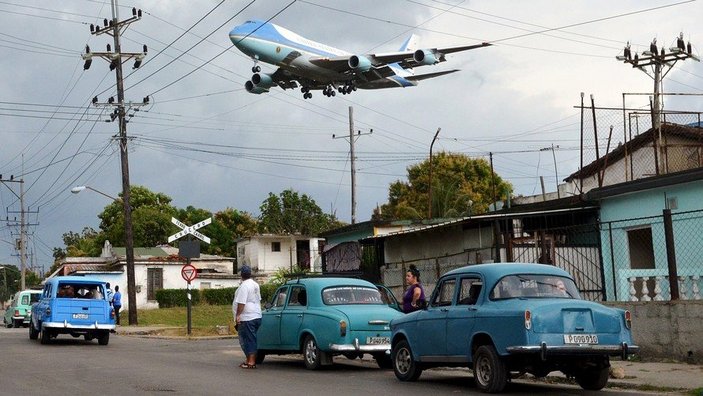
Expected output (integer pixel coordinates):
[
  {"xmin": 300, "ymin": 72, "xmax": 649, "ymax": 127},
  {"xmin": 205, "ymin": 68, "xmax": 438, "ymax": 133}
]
[{"xmin": 0, "ymin": 0, "xmax": 702, "ymax": 274}]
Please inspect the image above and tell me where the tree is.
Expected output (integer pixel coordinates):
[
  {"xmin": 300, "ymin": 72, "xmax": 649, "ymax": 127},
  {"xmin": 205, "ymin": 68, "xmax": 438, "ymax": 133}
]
[
  {"xmin": 374, "ymin": 152, "xmax": 512, "ymax": 220},
  {"xmin": 259, "ymin": 189, "xmax": 343, "ymax": 235}
]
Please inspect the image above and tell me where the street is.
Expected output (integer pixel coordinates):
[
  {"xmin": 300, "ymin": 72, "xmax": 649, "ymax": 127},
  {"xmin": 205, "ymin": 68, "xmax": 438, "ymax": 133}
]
[{"xmin": 0, "ymin": 325, "xmax": 659, "ymax": 395}]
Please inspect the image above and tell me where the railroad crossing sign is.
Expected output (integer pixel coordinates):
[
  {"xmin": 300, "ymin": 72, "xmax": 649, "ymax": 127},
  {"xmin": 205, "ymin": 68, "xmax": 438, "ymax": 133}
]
[
  {"xmin": 168, "ymin": 217, "xmax": 212, "ymax": 244},
  {"xmin": 181, "ymin": 264, "xmax": 198, "ymax": 282}
]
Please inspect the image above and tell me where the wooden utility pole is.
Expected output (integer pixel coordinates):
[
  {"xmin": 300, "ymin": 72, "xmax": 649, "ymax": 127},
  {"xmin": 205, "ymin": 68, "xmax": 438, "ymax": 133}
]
[
  {"xmin": 333, "ymin": 106, "xmax": 371, "ymax": 224},
  {"xmin": 427, "ymin": 128, "xmax": 441, "ymax": 219}
]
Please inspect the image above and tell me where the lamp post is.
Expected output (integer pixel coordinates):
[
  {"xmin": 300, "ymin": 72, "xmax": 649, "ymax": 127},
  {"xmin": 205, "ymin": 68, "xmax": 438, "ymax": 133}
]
[{"xmin": 71, "ymin": 185, "xmax": 137, "ymax": 324}]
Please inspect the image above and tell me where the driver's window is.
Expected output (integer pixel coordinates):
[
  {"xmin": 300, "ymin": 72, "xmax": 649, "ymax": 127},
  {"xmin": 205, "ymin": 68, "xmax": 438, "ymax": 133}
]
[
  {"xmin": 272, "ymin": 287, "xmax": 288, "ymax": 308},
  {"xmin": 288, "ymin": 286, "xmax": 307, "ymax": 307},
  {"xmin": 458, "ymin": 277, "xmax": 482, "ymax": 305},
  {"xmin": 431, "ymin": 279, "xmax": 456, "ymax": 307}
]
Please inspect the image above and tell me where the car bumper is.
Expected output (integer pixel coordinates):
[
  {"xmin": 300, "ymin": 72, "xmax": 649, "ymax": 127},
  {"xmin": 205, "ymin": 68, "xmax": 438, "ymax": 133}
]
[
  {"xmin": 329, "ymin": 338, "xmax": 391, "ymax": 353},
  {"xmin": 507, "ymin": 342, "xmax": 640, "ymax": 360},
  {"xmin": 43, "ymin": 321, "xmax": 116, "ymax": 330}
]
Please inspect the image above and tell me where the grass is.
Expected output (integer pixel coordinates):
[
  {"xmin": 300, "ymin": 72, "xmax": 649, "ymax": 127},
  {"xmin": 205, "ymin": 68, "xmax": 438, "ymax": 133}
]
[{"xmin": 124, "ymin": 304, "xmax": 234, "ymax": 336}]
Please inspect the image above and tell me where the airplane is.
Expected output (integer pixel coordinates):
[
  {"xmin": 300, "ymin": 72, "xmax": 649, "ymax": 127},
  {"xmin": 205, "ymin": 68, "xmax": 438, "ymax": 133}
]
[{"xmin": 229, "ymin": 19, "xmax": 491, "ymax": 99}]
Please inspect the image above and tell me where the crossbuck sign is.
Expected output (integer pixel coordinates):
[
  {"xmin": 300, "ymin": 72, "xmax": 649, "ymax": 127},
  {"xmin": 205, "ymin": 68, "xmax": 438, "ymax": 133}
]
[{"xmin": 168, "ymin": 217, "xmax": 212, "ymax": 244}]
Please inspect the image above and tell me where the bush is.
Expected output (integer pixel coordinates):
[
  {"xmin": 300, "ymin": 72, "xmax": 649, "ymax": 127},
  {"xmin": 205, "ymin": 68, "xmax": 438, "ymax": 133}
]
[
  {"xmin": 155, "ymin": 288, "xmax": 202, "ymax": 308},
  {"xmin": 202, "ymin": 287, "xmax": 236, "ymax": 305},
  {"xmin": 260, "ymin": 282, "xmax": 278, "ymax": 305}
]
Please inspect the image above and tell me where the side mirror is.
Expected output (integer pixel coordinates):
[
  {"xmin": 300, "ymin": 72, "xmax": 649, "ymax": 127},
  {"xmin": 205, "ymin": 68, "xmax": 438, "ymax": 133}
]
[
  {"xmin": 418, "ymin": 300, "xmax": 428, "ymax": 310},
  {"xmin": 264, "ymin": 302, "xmax": 272, "ymax": 310}
]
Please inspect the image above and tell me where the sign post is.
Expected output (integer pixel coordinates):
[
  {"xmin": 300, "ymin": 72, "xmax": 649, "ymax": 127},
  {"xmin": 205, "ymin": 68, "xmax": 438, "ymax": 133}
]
[{"xmin": 169, "ymin": 217, "xmax": 211, "ymax": 336}]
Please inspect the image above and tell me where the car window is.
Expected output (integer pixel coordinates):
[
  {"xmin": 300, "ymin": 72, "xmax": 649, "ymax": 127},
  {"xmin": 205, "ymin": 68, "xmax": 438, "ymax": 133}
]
[
  {"xmin": 21, "ymin": 294, "xmax": 29, "ymax": 305},
  {"xmin": 431, "ymin": 278, "xmax": 456, "ymax": 307},
  {"xmin": 490, "ymin": 275, "xmax": 580, "ymax": 300},
  {"xmin": 322, "ymin": 286, "xmax": 384, "ymax": 305},
  {"xmin": 457, "ymin": 277, "xmax": 482, "ymax": 305},
  {"xmin": 287, "ymin": 286, "xmax": 307, "ymax": 307},
  {"xmin": 30, "ymin": 293, "xmax": 41, "ymax": 303},
  {"xmin": 272, "ymin": 287, "xmax": 288, "ymax": 308},
  {"xmin": 56, "ymin": 283, "xmax": 104, "ymax": 299}
]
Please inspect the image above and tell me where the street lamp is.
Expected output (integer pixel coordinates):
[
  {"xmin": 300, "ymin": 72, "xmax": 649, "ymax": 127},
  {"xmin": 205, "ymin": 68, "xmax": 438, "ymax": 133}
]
[{"xmin": 70, "ymin": 185, "xmax": 137, "ymax": 325}]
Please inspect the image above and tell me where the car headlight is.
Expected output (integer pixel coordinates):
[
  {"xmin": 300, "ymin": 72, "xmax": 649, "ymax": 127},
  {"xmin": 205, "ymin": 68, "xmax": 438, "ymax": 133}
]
[
  {"xmin": 524, "ymin": 310, "xmax": 532, "ymax": 330},
  {"xmin": 624, "ymin": 310, "xmax": 632, "ymax": 329},
  {"xmin": 340, "ymin": 320, "xmax": 347, "ymax": 337}
]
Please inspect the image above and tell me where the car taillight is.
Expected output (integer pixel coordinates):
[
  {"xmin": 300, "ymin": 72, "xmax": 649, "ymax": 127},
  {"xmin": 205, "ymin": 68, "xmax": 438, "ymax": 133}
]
[
  {"xmin": 340, "ymin": 320, "xmax": 347, "ymax": 337},
  {"xmin": 624, "ymin": 310, "xmax": 632, "ymax": 329},
  {"xmin": 111, "ymin": 308, "xmax": 115, "ymax": 319},
  {"xmin": 524, "ymin": 310, "xmax": 532, "ymax": 330},
  {"xmin": 14, "ymin": 310, "xmax": 20, "ymax": 316}
]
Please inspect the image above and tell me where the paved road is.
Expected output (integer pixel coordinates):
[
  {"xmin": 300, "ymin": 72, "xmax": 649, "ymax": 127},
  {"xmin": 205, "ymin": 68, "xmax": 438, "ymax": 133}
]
[{"xmin": 0, "ymin": 326, "xmax": 659, "ymax": 395}]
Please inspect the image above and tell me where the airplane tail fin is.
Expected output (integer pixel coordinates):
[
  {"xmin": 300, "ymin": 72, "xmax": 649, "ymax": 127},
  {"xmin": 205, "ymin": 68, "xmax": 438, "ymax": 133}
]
[{"xmin": 399, "ymin": 33, "xmax": 419, "ymax": 52}]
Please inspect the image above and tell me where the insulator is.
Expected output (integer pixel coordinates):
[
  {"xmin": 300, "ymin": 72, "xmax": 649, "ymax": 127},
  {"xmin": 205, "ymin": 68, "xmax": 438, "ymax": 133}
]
[
  {"xmin": 103, "ymin": 18, "xmax": 108, "ymax": 27},
  {"xmin": 108, "ymin": 96, "xmax": 115, "ymax": 104},
  {"xmin": 83, "ymin": 59, "xmax": 92, "ymax": 70},
  {"xmin": 143, "ymin": 96, "xmax": 149, "ymax": 104},
  {"xmin": 687, "ymin": 42, "xmax": 692, "ymax": 55},
  {"xmin": 633, "ymin": 53, "xmax": 639, "ymax": 66},
  {"xmin": 624, "ymin": 47, "xmax": 631, "ymax": 60},
  {"xmin": 85, "ymin": 45, "xmax": 90, "ymax": 54},
  {"xmin": 107, "ymin": 43, "xmax": 111, "ymax": 52},
  {"xmin": 109, "ymin": 20, "xmax": 114, "ymax": 27},
  {"xmin": 132, "ymin": 7, "xmax": 137, "ymax": 16},
  {"xmin": 660, "ymin": 47, "xmax": 665, "ymax": 56},
  {"xmin": 138, "ymin": 9, "xmax": 142, "ymax": 17},
  {"xmin": 90, "ymin": 24, "xmax": 95, "ymax": 33},
  {"xmin": 650, "ymin": 42, "xmax": 657, "ymax": 54},
  {"xmin": 143, "ymin": 44, "xmax": 148, "ymax": 54},
  {"xmin": 109, "ymin": 60, "xmax": 117, "ymax": 71},
  {"xmin": 92, "ymin": 96, "xmax": 98, "ymax": 104}
]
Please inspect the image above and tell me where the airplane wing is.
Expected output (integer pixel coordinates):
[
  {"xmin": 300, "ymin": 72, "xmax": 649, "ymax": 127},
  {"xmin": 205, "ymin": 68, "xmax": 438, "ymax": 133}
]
[
  {"xmin": 308, "ymin": 42, "xmax": 491, "ymax": 72},
  {"xmin": 405, "ymin": 69, "xmax": 460, "ymax": 81}
]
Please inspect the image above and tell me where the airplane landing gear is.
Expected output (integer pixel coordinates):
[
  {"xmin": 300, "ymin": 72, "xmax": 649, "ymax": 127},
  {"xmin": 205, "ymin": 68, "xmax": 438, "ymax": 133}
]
[
  {"xmin": 337, "ymin": 83, "xmax": 356, "ymax": 95},
  {"xmin": 301, "ymin": 87, "xmax": 312, "ymax": 99},
  {"xmin": 323, "ymin": 86, "xmax": 336, "ymax": 97},
  {"xmin": 251, "ymin": 65, "xmax": 261, "ymax": 73}
]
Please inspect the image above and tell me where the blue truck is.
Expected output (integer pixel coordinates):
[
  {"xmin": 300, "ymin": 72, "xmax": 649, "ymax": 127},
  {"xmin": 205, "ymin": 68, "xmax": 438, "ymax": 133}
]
[{"xmin": 29, "ymin": 276, "xmax": 116, "ymax": 345}]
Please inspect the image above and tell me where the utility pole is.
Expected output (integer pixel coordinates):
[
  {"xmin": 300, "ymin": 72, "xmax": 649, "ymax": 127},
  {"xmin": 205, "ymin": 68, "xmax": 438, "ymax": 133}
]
[
  {"xmin": 428, "ymin": 128, "xmax": 441, "ymax": 219},
  {"xmin": 539, "ymin": 144, "xmax": 560, "ymax": 198},
  {"xmin": 82, "ymin": 1, "xmax": 148, "ymax": 325},
  {"xmin": 0, "ymin": 174, "xmax": 33, "ymax": 290},
  {"xmin": 333, "ymin": 106, "xmax": 371, "ymax": 224},
  {"xmin": 617, "ymin": 34, "xmax": 699, "ymax": 174}
]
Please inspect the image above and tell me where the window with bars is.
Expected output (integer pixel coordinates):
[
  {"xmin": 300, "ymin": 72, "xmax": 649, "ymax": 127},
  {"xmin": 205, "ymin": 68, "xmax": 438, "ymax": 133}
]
[{"xmin": 147, "ymin": 268, "xmax": 163, "ymax": 300}]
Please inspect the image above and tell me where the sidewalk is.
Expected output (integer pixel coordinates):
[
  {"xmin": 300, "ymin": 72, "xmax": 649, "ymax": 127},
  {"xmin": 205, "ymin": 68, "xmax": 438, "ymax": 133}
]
[{"xmin": 116, "ymin": 326, "xmax": 702, "ymax": 393}]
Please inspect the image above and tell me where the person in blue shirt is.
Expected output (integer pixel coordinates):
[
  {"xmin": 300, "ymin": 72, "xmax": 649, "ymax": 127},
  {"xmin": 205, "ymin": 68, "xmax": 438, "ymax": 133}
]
[{"xmin": 112, "ymin": 285, "xmax": 122, "ymax": 325}]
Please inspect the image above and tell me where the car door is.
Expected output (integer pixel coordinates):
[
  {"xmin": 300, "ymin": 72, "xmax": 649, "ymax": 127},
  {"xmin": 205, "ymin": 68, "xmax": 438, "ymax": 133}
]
[
  {"xmin": 446, "ymin": 276, "xmax": 482, "ymax": 361},
  {"xmin": 376, "ymin": 284, "xmax": 401, "ymax": 311},
  {"xmin": 279, "ymin": 285, "xmax": 307, "ymax": 348},
  {"xmin": 414, "ymin": 277, "xmax": 457, "ymax": 359},
  {"xmin": 259, "ymin": 286, "xmax": 288, "ymax": 348}
]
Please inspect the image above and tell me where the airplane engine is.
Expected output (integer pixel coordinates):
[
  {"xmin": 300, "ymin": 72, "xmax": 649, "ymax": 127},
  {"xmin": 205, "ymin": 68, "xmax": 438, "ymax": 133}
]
[
  {"xmin": 413, "ymin": 49, "xmax": 438, "ymax": 65},
  {"xmin": 348, "ymin": 55, "xmax": 372, "ymax": 72},
  {"xmin": 245, "ymin": 80, "xmax": 268, "ymax": 94},
  {"xmin": 251, "ymin": 73, "xmax": 276, "ymax": 89}
]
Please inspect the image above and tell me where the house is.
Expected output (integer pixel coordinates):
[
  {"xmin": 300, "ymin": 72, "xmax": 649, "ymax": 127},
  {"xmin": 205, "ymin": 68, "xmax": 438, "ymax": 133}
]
[
  {"xmin": 587, "ymin": 166, "xmax": 703, "ymax": 302},
  {"xmin": 235, "ymin": 235, "xmax": 324, "ymax": 275},
  {"xmin": 49, "ymin": 241, "xmax": 240, "ymax": 309}
]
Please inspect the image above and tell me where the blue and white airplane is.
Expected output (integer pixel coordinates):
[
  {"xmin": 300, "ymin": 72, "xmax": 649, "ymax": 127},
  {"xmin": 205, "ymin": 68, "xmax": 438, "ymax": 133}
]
[{"xmin": 229, "ymin": 19, "xmax": 490, "ymax": 99}]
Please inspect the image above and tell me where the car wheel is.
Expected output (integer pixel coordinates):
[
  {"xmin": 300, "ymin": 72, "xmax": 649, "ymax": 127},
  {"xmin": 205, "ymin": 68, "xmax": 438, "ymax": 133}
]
[
  {"xmin": 5, "ymin": 319, "xmax": 12, "ymax": 328},
  {"xmin": 98, "ymin": 331, "xmax": 110, "ymax": 345},
  {"xmin": 39, "ymin": 326, "xmax": 52, "ymax": 345},
  {"xmin": 255, "ymin": 351, "xmax": 266, "ymax": 364},
  {"xmin": 473, "ymin": 345, "xmax": 507, "ymax": 393},
  {"xmin": 29, "ymin": 321, "xmax": 39, "ymax": 340},
  {"xmin": 392, "ymin": 340, "xmax": 422, "ymax": 381},
  {"xmin": 374, "ymin": 353, "xmax": 393, "ymax": 369},
  {"xmin": 303, "ymin": 335, "xmax": 323, "ymax": 370},
  {"xmin": 575, "ymin": 365, "xmax": 609, "ymax": 390}
]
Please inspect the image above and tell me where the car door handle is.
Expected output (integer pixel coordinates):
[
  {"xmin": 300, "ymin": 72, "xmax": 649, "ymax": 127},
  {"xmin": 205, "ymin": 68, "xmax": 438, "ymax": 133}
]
[
  {"xmin": 440, "ymin": 308, "xmax": 449, "ymax": 312},
  {"xmin": 468, "ymin": 307, "xmax": 477, "ymax": 311},
  {"xmin": 297, "ymin": 314, "xmax": 303, "ymax": 318},
  {"xmin": 274, "ymin": 314, "xmax": 281, "ymax": 318}
]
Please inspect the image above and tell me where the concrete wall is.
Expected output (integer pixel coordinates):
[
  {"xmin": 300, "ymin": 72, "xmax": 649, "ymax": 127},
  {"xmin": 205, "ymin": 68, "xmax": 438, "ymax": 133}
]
[{"xmin": 604, "ymin": 300, "xmax": 703, "ymax": 363}]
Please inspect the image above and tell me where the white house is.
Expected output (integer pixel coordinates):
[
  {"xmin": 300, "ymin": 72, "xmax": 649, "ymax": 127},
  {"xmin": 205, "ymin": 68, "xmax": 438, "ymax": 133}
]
[
  {"xmin": 236, "ymin": 234, "xmax": 324, "ymax": 275},
  {"xmin": 49, "ymin": 241, "xmax": 241, "ymax": 309}
]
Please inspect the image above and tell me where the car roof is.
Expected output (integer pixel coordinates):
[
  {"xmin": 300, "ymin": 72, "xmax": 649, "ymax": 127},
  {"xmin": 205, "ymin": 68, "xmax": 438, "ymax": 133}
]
[
  {"xmin": 442, "ymin": 263, "xmax": 572, "ymax": 282},
  {"xmin": 284, "ymin": 277, "xmax": 376, "ymax": 288},
  {"xmin": 47, "ymin": 276, "xmax": 107, "ymax": 285}
]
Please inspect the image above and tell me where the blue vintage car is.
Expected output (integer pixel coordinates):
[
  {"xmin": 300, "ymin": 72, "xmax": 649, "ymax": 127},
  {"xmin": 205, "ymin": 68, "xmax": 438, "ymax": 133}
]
[
  {"xmin": 257, "ymin": 277, "xmax": 404, "ymax": 369},
  {"xmin": 29, "ymin": 276, "xmax": 116, "ymax": 345},
  {"xmin": 390, "ymin": 263, "xmax": 639, "ymax": 393}
]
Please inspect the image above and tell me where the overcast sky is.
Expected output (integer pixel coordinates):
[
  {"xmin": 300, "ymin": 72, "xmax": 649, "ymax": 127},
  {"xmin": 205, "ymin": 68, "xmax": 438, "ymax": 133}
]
[{"xmin": 1, "ymin": 0, "xmax": 701, "ymax": 273}]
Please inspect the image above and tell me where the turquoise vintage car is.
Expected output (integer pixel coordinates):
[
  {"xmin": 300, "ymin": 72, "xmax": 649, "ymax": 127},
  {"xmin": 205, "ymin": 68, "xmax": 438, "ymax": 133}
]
[
  {"xmin": 390, "ymin": 263, "xmax": 639, "ymax": 393},
  {"xmin": 257, "ymin": 277, "xmax": 404, "ymax": 369},
  {"xmin": 3, "ymin": 289, "xmax": 42, "ymax": 328}
]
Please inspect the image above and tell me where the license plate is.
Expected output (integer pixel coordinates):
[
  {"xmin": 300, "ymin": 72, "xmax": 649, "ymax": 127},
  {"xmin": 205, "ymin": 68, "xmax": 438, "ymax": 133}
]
[
  {"xmin": 366, "ymin": 336, "xmax": 390, "ymax": 345},
  {"xmin": 72, "ymin": 313, "xmax": 89, "ymax": 320},
  {"xmin": 564, "ymin": 334, "xmax": 598, "ymax": 344}
]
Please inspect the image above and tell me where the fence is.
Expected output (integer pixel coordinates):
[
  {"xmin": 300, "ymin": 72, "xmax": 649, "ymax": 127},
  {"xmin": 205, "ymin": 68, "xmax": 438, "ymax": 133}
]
[{"xmin": 600, "ymin": 208, "xmax": 703, "ymax": 301}]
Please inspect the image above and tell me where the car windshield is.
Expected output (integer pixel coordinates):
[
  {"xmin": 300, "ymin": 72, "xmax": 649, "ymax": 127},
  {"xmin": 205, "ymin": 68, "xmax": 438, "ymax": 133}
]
[
  {"xmin": 322, "ymin": 286, "xmax": 385, "ymax": 305},
  {"xmin": 56, "ymin": 283, "xmax": 105, "ymax": 299},
  {"xmin": 490, "ymin": 275, "xmax": 580, "ymax": 300}
]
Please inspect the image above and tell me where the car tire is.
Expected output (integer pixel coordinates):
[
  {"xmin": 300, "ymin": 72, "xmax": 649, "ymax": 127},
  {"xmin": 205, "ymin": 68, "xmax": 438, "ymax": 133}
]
[
  {"xmin": 374, "ymin": 353, "xmax": 393, "ymax": 369},
  {"xmin": 255, "ymin": 351, "xmax": 266, "ymax": 364},
  {"xmin": 575, "ymin": 365, "xmax": 609, "ymax": 390},
  {"xmin": 473, "ymin": 345, "xmax": 507, "ymax": 393},
  {"xmin": 5, "ymin": 319, "xmax": 11, "ymax": 328},
  {"xmin": 98, "ymin": 331, "xmax": 110, "ymax": 345},
  {"xmin": 303, "ymin": 335, "xmax": 324, "ymax": 370},
  {"xmin": 84, "ymin": 334, "xmax": 94, "ymax": 342},
  {"xmin": 39, "ymin": 326, "xmax": 52, "ymax": 345},
  {"xmin": 392, "ymin": 340, "xmax": 422, "ymax": 381},
  {"xmin": 29, "ymin": 321, "xmax": 39, "ymax": 340}
]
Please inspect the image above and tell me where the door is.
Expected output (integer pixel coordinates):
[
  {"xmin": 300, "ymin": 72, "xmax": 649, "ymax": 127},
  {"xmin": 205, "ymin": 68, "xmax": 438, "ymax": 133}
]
[
  {"xmin": 414, "ymin": 277, "xmax": 456, "ymax": 359},
  {"xmin": 280, "ymin": 286, "xmax": 307, "ymax": 348},
  {"xmin": 259, "ymin": 286, "xmax": 287, "ymax": 348},
  {"xmin": 446, "ymin": 276, "xmax": 482, "ymax": 360}
]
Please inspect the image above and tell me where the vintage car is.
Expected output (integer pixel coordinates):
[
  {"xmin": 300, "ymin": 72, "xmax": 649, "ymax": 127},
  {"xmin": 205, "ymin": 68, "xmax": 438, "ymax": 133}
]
[
  {"xmin": 29, "ymin": 276, "xmax": 116, "ymax": 345},
  {"xmin": 3, "ymin": 289, "xmax": 42, "ymax": 328},
  {"xmin": 390, "ymin": 263, "xmax": 639, "ymax": 393},
  {"xmin": 257, "ymin": 277, "xmax": 404, "ymax": 369}
]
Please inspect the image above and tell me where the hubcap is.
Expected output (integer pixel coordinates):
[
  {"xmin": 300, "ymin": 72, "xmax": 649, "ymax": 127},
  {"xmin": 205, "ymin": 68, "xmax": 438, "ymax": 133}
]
[
  {"xmin": 305, "ymin": 339, "xmax": 317, "ymax": 364},
  {"xmin": 476, "ymin": 355, "xmax": 492, "ymax": 386},
  {"xmin": 395, "ymin": 347, "xmax": 411, "ymax": 374}
]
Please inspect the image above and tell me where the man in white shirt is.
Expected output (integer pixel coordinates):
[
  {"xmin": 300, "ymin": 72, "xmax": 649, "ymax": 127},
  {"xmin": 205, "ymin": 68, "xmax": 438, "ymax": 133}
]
[{"xmin": 233, "ymin": 264, "xmax": 262, "ymax": 369}]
